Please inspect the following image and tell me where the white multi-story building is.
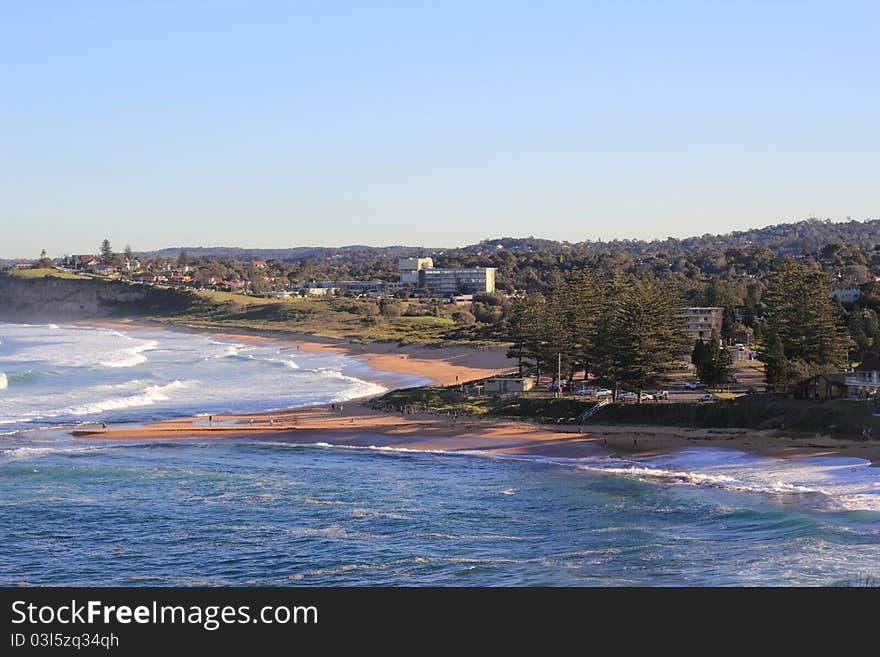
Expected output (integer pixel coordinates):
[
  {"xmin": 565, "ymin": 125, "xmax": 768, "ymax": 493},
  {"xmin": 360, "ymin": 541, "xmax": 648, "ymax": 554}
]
[
  {"xmin": 684, "ymin": 307, "xmax": 723, "ymax": 341},
  {"xmin": 398, "ymin": 258, "xmax": 496, "ymax": 296},
  {"xmin": 398, "ymin": 258, "xmax": 434, "ymax": 286}
]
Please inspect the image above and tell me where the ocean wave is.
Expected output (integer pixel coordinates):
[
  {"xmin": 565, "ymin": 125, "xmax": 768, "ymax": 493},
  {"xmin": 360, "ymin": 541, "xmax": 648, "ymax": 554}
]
[
  {"xmin": 575, "ymin": 462, "xmax": 829, "ymax": 496},
  {"xmin": 207, "ymin": 342, "xmax": 253, "ymax": 360},
  {"xmin": 98, "ymin": 339, "xmax": 158, "ymax": 368},
  {"xmin": 267, "ymin": 441, "xmax": 459, "ymax": 457},
  {"xmin": 65, "ymin": 380, "xmax": 193, "ymax": 416},
  {"xmin": 260, "ymin": 441, "xmax": 880, "ymax": 512},
  {"xmin": 0, "ymin": 370, "xmax": 39, "ymax": 389},
  {"xmin": 0, "ymin": 445, "xmax": 108, "ymax": 460}
]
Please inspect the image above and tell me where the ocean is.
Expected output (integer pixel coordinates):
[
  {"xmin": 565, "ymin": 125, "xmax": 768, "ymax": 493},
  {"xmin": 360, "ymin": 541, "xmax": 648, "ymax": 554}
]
[{"xmin": 1, "ymin": 322, "xmax": 879, "ymax": 586}]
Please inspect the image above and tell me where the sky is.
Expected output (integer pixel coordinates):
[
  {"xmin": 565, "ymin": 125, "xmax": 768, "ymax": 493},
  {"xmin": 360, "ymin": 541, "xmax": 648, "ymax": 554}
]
[{"xmin": 1, "ymin": 1, "xmax": 878, "ymax": 258}]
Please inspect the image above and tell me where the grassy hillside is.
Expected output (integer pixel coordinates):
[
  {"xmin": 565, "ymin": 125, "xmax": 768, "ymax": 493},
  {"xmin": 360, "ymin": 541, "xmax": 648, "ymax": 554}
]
[
  {"xmin": 155, "ymin": 289, "xmax": 469, "ymax": 344},
  {"xmin": 0, "ymin": 274, "xmax": 496, "ymax": 345},
  {"xmin": 6, "ymin": 267, "xmax": 83, "ymax": 280}
]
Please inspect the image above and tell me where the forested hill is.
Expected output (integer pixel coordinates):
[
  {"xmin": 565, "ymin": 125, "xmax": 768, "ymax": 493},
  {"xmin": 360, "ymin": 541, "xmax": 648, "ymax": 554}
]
[
  {"xmin": 468, "ymin": 218, "xmax": 880, "ymax": 257},
  {"xmin": 136, "ymin": 245, "xmax": 428, "ymax": 261},
  {"xmin": 135, "ymin": 218, "xmax": 880, "ymax": 263}
]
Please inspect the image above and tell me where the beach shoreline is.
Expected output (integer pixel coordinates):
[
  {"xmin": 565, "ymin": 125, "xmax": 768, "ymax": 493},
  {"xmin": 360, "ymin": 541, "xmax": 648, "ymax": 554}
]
[
  {"xmin": 52, "ymin": 318, "xmax": 880, "ymax": 466},
  {"xmin": 70, "ymin": 317, "xmax": 513, "ymax": 389}
]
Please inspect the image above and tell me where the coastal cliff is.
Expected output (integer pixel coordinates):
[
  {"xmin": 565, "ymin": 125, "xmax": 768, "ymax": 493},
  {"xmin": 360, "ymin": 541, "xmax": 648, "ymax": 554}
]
[{"xmin": 0, "ymin": 275, "xmax": 197, "ymax": 321}]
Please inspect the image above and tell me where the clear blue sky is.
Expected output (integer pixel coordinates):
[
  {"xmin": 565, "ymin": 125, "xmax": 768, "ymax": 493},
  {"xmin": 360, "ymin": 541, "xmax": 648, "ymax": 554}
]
[{"xmin": 2, "ymin": 1, "xmax": 878, "ymax": 258}]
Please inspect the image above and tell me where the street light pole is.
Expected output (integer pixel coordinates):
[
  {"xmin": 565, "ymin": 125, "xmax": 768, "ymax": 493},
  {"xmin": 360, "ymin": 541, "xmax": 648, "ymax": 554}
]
[{"xmin": 557, "ymin": 352, "xmax": 562, "ymax": 398}]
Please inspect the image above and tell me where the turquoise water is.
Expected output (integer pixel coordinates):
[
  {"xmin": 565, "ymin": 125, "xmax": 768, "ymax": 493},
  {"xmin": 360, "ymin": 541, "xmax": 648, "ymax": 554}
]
[{"xmin": 1, "ymin": 438, "xmax": 878, "ymax": 586}]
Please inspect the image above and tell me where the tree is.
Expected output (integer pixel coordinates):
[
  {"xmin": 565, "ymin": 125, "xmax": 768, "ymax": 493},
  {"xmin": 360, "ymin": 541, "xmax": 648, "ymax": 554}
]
[
  {"xmin": 692, "ymin": 330, "xmax": 733, "ymax": 388},
  {"xmin": 178, "ymin": 250, "xmax": 189, "ymax": 268},
  {"xmin": 595, "ymin": 277, "xmax": 691, "ymax": 400},
  {"xmin": 759, "ymin": 260, "xmax": 849, "ymax": 384},
  {"xmin": 762, "ymin": 331, "xmax": 789, "ymax": 391},
  {"xmin": 506, "ymin": 292, "xmax": 547, "ymax": 378},
  {"xmin": 100, "ymin": 239, "xmax": 113, "ymax": 264},
  {"xmin": 721, "ymin": 306, "xmax": 736, "ymax": 341}
]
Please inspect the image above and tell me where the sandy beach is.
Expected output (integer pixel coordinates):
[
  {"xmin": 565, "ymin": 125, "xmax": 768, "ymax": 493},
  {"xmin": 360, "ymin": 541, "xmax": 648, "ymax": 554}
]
[{"xmin": 66, "ymin": 319, "xmax": 880, "ymax": 465}]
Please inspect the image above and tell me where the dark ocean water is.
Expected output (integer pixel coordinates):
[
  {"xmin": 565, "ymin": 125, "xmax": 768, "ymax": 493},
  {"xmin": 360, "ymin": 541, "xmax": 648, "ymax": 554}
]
[{"xmin": 2, "ymin": 438, "xmax": 878, "ymax": 586}]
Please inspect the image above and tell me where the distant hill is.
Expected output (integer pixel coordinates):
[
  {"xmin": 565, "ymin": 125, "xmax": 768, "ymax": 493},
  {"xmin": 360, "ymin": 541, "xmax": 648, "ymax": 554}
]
[
  {"xmin": 8, "ymin": 217, "xmax": 880, "ymax": 264},
  {"xmin": 136, "ymin": 245, "xmax": 432, "ymax": 261},
  {"xmin": 467, "ymin": 218, "xmax": 880, "ymax": 257},
  {"xmin": 137, "ymin": 218, "xmax": 880, "ymax": 262}
]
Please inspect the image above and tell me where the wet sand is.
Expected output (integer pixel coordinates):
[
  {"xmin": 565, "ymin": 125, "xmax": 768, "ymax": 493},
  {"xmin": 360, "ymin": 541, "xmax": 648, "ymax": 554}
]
[{"xmin": 73, "ymin": 400, "xmax": 880, "ymax": 464}]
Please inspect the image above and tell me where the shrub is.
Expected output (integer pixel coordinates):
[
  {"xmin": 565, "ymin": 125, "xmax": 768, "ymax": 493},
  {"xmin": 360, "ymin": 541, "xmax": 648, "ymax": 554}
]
[{"xmin": 451, "ymin": 310, "xmax": 476, "ymax": 326}]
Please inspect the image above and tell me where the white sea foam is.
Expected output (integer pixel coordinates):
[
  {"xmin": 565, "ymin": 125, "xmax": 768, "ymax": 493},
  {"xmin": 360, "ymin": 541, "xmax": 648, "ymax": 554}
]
[
  {"xmin": 65, "ymin": 380, "xmax": 192, "ymax": 416},
  {"xmin": 98, "ymin": 339, "xmax": 158, "ymax": 368},
  {"xmin": 0, "ymin": 372, "xmax": 6, "ymax": 390},
  {"xmin": 0, "ymin": 323, "xmax": 403, "ymax": 430},
  {"xmin": 0, "ymin": 445, "xmax": 107, "ymax": 460},
  {"xmin": 569, "ymin": 449, "xmax": 880, "ymax": 511}
]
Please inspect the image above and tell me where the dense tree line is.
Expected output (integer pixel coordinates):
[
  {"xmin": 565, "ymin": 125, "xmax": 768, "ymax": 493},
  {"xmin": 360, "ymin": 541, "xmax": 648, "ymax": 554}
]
[
  {"xmin": 506, "ymin": 272, "xmax": 690, "ymax": 398},
  {"xmin": 758, "ymin": 260, "xmax": 850, "ymax": 389}
]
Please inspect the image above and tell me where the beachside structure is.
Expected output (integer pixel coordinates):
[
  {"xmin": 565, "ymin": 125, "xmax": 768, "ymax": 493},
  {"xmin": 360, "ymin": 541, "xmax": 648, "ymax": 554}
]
[
  {"xmin": 830, "ymin": 286, "xmax": 860, "ymax": 305},
  {"xmin": 399, "ymin": 258, "xmax": 496, "ymax": 296},
  {"xmin": 796, "ymin": 373, "xmax": 849, "ymax": 400},
  {"xmin": 484, "ymin": 376, "xmax": 535, "ymax": 394},
  {"xmin": 845, "ymin": 353, "xmax": 880, "ymax": 399},
  {"xmin": 684, "ymin": 307, "xmax": 723, "ymax": 341}
]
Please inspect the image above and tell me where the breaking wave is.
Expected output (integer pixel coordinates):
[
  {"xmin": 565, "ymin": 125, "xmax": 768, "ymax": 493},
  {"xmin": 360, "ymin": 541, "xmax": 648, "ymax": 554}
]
[{"xmin": 98, "ymin": 339, "xmax": 158, "ymax": 368}]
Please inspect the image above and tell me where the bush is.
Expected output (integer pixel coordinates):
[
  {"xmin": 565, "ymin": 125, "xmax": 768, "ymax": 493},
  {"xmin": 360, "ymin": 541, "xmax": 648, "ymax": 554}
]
[
  {"xmin": 451, "ymin": 310, "xmax": 476, "ymax": 326},
  {"xmin": 379, "ymin": 299, "xmax": 403, "ymax": 317}
]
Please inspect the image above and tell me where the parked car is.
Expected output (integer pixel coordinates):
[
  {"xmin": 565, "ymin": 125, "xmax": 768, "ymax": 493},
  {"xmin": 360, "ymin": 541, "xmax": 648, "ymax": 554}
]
[
  {"xmin": 653, "ymin": 390, "xmax": 669, "ymax": 400},
  {"xmin": 684, "ymin": 382, "xmax": 699, "ymax": 389},
  {"xmin": 575, "ymin": 386, "xmax": 598, "ymax": 396},
  {"xmin": 698, "ymin": 394, "xmax": 718, "ymax": 402},
  {"xmin": 639, "ymin": 392, "xmax": 654, "ymax": 401},
  {"xmin": 595, "ymin": 388, "xmax": 613, "ymax": 398},
  {"xmin": 616, "ymin": 391, "xmax": 638, "ymax": 401},
  {"xmin": 547, "ymin": 379, "xmax": 568, "ymax": 391}
]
